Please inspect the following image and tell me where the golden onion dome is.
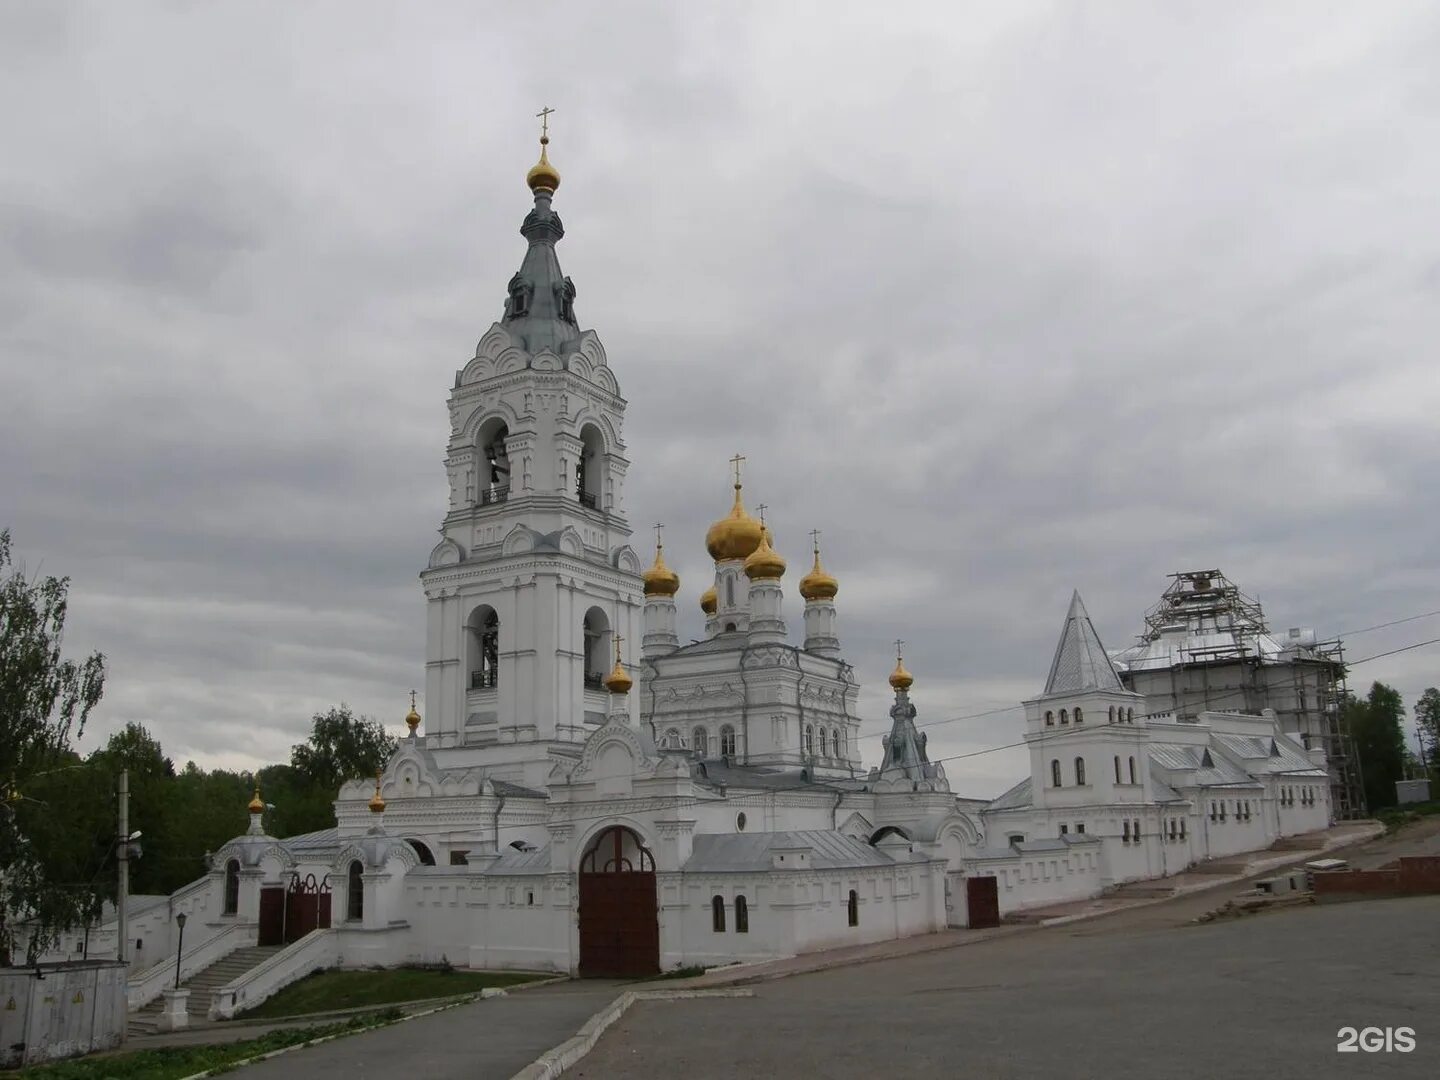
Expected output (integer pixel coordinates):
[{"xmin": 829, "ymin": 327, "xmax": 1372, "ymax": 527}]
[
  {"xmin": 706, "ymin": 485, "xmax": 764, "ymax": 562},
  {"xmin": 526, "ymin": 136, "xmax": 561, "ymax": 193},
  {"xmin": 603, "ymin": 658, "xmax": 633, "ymax": 695},
  {"xmin": 642, "ymin": 543, "xmax": 680, "ymax": 597},
  {"xmin": 889, "ymin": 657, "xmax": 914, "ymax": 692},
  {"xmin": 405, "ymin": 700, "xmax": 422, "ymax": 734},
  {"xmin": 700, "ymin": 584, "xmax": 718, "ymax": 615},
  {"xmin": 367, "ymin": 772, "xmax": 386, "ymax": 814},
  {"xmin": 798, "ymin": 543, "xmax": 839, "ymax": 602},
  {"xmin": 744, "ymin": 528, "xmax": 786, "ymax": 580},
  {"xmin": 247, "ymin": 785, "xmax": 264, "ymax": 814}
]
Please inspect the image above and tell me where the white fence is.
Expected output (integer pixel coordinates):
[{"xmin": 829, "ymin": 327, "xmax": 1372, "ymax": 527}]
[{"xmin": 0, "ymin": 961, "xmax": 127, "ymax": 1067}]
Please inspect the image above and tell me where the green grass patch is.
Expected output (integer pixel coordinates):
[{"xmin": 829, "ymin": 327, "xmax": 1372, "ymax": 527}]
[
  {"xmin": 236, "ymin": 966, "xmax": 547, "ymax": 1020},
  {"xmin": 4, "ymin": 1011, "xmax": 402, "ymax": 1080},
  {"xmin": 1375, "ymin": 800, "xmax": 1440, "ymax": 833}
]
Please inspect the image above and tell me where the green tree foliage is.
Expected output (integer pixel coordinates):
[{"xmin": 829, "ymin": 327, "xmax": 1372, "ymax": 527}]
[
  {"xmin": 0, "ymin": 529, "xmax": 108, "ymax": 963},
  {"xmin": 1344, "ymin": 681, "xmax": 1408, "ymax": 811},
  {"xmin": 290, "ymin": 705, "xmax": 398, "ymax": 796},
  {"xmin": 1415, "ymin": 687, "xmax": 1440, "ymax": 771}
]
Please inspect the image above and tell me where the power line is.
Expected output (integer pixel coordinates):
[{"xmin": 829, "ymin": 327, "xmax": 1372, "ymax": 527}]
[
  {"xmin": 1348, "ymin": 637, "xmax": 1440, "ymax": 666},
  {"xmin": 1337, "ymin": 609, "xmax": 1440, "ymax": 639}
]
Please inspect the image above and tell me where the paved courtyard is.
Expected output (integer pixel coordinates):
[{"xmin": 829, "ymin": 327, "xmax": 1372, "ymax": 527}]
[{"xmin": 578, "ymin": 894, "xmax": 1440, "ymax": 1079}]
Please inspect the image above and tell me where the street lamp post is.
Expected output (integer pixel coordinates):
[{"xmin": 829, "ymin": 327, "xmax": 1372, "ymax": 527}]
[{"xmin": 173, "ymin": 912, "xmax": 187, "ymax": 990}]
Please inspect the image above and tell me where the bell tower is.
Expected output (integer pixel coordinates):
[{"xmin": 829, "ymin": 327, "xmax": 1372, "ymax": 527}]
[{"xmin": 418, "ymin": 117, "xmax": 643, "ymax": 786}]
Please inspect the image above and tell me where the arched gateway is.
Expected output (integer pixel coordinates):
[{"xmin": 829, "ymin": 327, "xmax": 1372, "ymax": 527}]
[{"xmin": 577, "ymin": 826, "xmax": 659, "ymax": 977}]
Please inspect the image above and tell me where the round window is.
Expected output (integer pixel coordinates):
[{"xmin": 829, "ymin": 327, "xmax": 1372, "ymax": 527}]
[{"xmin": 736, "ymin": 812, "xmax": 747, "ymax": 832}]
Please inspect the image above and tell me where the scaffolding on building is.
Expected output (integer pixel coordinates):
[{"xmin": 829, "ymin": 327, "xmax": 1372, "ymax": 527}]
[{"xmin": 1118, "ymin": 568, "xmax": 1366, "ymax": 819}]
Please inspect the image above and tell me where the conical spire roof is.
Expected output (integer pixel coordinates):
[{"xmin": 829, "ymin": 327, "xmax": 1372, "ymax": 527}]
[
  {"xmin": 501, "ymin": 132, "xmax": 582, "ymax": 356},
  {"xmin": 1043, "ymin": 591, "xmax": 1124, "ymax": 695}
]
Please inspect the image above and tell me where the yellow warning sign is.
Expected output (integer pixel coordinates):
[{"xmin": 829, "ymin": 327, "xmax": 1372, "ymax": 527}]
[
  {"xmin": 4, "ymin": 996, "xmax": 14, "ymax": 1011},
  {"xmin": 73, "ymin": 990, "xmax": 85, "ymax": 1004}
]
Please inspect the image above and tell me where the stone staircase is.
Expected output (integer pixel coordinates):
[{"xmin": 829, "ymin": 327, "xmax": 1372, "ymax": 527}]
[{"xmin": 127, "ymin": 945, "xmax": 283, "ymax": 1036}]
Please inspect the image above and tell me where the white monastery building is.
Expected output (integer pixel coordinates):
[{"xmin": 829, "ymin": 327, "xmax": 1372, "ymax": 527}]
[{"xmin": 96, "ymin": 134, "xmax": 1335, "ymax": 1017}]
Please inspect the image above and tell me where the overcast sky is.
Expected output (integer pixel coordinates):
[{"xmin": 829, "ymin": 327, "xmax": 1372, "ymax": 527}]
[{"xmin": 3, "ymin": 1, "xmax": 1438, "ymax": 796}]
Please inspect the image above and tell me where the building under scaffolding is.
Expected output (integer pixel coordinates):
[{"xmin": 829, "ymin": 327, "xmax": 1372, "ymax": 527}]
[{"xmin": 1111, "ymin": 570, "xmax": 1366, "ymax": 818}]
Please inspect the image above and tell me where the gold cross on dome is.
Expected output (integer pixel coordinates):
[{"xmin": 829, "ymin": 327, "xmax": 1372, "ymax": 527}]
[
  {"xmin": 409, "ymin": 689, "xmax": 417, "ymax": 710},
  {"xmin": 536, "ymin": 106, "xmax": 555, "ymax": 139},
  {"xmin": 613, "ymin": 632, "xmax": 624, "ymax": 662},
  {"xmin": 894, "ymin": 638, "xmax": 905, "ymax": 660},
  {"xmin": 729, "ymin": 453, "xmax": 746, "ymax": 487},
  {"xmin": 757, "ymin": 503, "xmax": 768, "ymax": 525},
  {"xmin": 809, "ymin": 528, "xmax": 822, "ymax": 552},
  {"xmin": 653, "ymin": 523, "xmax": 664, "ymax": 548}
]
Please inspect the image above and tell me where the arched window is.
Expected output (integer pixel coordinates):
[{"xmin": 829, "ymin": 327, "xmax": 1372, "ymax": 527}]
[
  {"xmin": 1180, "ymin": 819, "xmax": 1188, "ymax": 840},
  {"xmin": 725, "ymin": 575, "xmax": 735, "ymax": 607},
  {"xmin": 806, "ymin": 725, "xmax": 815, "ymax": 756},
  {"xmin": 1113, "ymin": 756, "xmax": 1121, "ymax": 784},
  {"xmin": 477, "ymin": 418, "xmax": 511, "ymax": 504},
  {"xmin": 347, "ymin": 860, "xmax": 363, "ymax": 921},
  {"xmin": 1126, "ymin": 708, "xmax": 1135, "ymax": 722},
  {"xmin": 1059, "ymin": 709, "xmax": 1069, "ymax": 725},
  {"xmin": 1074, "ymin": 707, "xmax": 1083, "ymax": 725},
  {"xmin": 468, "ymin": 606, "xmax": 500, "ymax": 690},
  {"xmin": 1051, "ymin": 759, "xmax": 1062, "ymax": 788},
  {"xmin": 223, "ymin": 859, "xmax": 240, "ymax": 915},
  {"xmin": 835, "ymin": 728, "xmax": 846, "ymax": 759},
  {"xmin": 1074, "ymin": 757, "xmax": 1086, "ymax": 786},
  {"xmin": 406, "ymin": 839, "xmax": 436, "ymax": 866},
  {"xmin": 1132, "ymin": 819, "xmax": 1140, "ymax": 839},
  {"xmin": 1122, "ymin": 820, "xmax": 1131, "ymax": 843},
  {"xmin": 1045, "ymin": 710, "xmax": 1054, "ymax": 727},
  {"xmin": 1108, "ymin": 706, "xmax": 1115, "ymax": 723},
  {"xmin": 720, "ymin": 725, "xmax": 736, "ymax": 758},
  {"xmin": 1128, "ymin": 756, "xmax": 1136, "ymax": 785},
  {"xmin": 576, "ymin": 423, "xmax": 604, "ymax": 509},
  {"xmin": 712, "ymin": 895, "xmax": 726, "ymax": 932},
  {"xmin": 582, "ymin": 607, "xmax": 610, "ymax": 689},
  {"xmin": 847, "ymin": 889, "xmax": 859, "ymax": 927},
  {"xmin": 735, "ymin": 894, "xmax": 749, "ymax": 933},
  {"xmin": 692, "ymin": 727, "xmax": 708, "ymax": 756}
]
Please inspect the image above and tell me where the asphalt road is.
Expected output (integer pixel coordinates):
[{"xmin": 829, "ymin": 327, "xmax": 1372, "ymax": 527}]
[
  {"xmin": 578, "ymin": 895, "xmax": 1440, "ymax": 1079},
  {"xmin": 231, "ymin": 979, "xmax": 623, "ymax": 1080}
]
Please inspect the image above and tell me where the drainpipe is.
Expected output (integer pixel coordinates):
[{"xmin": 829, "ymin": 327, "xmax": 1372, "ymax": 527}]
[{"xmin": 493, "ymin": 794, "xmax": 507, "ymax": 853}]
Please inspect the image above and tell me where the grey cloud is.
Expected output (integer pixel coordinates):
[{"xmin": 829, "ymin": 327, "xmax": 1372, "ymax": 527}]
[{"xmin": 3, "ymin": 1, "xmax": 1438, "ymax": 795}]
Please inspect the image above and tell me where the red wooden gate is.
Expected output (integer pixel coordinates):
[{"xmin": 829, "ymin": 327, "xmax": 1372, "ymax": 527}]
[
  {"xmin": 258, "ymin": 886, "xmax": 286, "ymax": 946},
  {"xmin": 577, "ymin": 827, "xmax": 659, "ymax": 978},
  {"xmin": 966, "ymin": 875, "xmax": 1001, "ymax": 928},
  {"xmin": 284, "ymin": 872, "xmax": 332, "ymax": 943}
]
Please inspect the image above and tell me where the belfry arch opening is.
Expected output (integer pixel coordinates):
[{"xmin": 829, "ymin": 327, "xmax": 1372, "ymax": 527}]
[
  {"xmin": 576, "ymin": 423, "xmax": 604, "ymax": 510},
  {"xmin": 582, "ymin": 607, "xmax": 611, "ymax": 690},
  {"xmin": 467, "ymin": 604, "xmax": 500, "ymax": 690},
  {"xmin": 477, "ymin": 417, "xmax": 511, "ymax": 504}
]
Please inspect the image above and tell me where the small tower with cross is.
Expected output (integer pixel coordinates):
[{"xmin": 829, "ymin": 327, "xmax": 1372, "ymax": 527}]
[
  {"xmin": 703, "ymin": 454, "xmax": 766, "ymax": 636},
  {"xmin": 641, "ymin": 523, "xmax": 681, "ymax": 659},
  {"xmin": 798, "ymin": 529, "xmax": 842, "ymax": 658},
  {"xmin": 744, "ymin": 502, "xmax": 789, "ymax": 647}
]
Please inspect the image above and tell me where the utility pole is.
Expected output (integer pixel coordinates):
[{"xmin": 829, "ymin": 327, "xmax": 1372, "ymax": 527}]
[{"xmin": 117, "ymin": 768, "xmax": 128, "ymax": 967}]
